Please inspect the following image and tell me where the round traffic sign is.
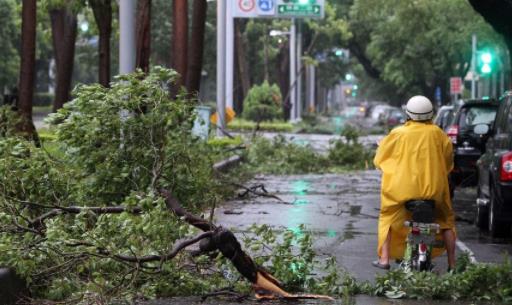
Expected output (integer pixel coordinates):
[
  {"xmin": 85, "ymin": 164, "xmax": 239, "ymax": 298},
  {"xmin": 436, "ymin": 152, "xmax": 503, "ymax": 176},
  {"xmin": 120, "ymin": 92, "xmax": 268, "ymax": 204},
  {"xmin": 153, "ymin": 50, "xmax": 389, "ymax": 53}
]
[{"xmin": 239, "ymin": 0, "xmax": 256, "ymax": 12}]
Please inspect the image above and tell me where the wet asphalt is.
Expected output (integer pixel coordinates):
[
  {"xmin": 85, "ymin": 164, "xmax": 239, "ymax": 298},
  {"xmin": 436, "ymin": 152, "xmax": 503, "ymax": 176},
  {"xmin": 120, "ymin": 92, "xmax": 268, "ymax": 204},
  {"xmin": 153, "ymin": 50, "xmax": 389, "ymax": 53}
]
[{"xmin": 150, "ymin": 171, "xmax": 511, "ymax": 305}]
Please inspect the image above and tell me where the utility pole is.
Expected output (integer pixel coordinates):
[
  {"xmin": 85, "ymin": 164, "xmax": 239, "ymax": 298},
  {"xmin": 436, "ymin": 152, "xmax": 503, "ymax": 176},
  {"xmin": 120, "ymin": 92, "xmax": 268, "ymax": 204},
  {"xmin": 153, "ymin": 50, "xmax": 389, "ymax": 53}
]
[
  {"xmin": 119, "ymin": 0, "xmax": 136, "ymax": 74},
  {"xmin": 471, "ymin": 34, "xmax": 477, "ymax": 99},
  {"xmin": 226, "ymin": 2, "xmax": 234, "ymax": 110},
  {"xmin": 289, "ymin": 19, "xmax": 297, "ymax": 121},
  {"xmin": 296, "ymin": 20, "xmax": 302, "ymax": 121},
  {"xmin": 216, "ymin": 0, "xmax": 226, "ymax": 136}
]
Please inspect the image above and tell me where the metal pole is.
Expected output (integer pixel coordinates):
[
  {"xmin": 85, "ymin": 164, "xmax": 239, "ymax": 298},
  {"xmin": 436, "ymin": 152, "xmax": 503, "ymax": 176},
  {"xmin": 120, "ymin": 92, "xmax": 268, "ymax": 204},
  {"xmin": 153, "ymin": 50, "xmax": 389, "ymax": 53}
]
[
  {"xmin": 216, "ymin": 0, "xmax": 226, "ymax": 136},
  {"xmin": 289, "ymin": 19, "xmax": 297, "ymax": 121},
  {"xmin": 225, "ymin": 2, "xmax": 234, "ymax": 110},
  {"xmin": 119, "ymin": 0, "xmax": 136, "ymax": 74},
  {"xmin": 296, "ymin": 20, "xmax": 302, "ymax": 120},
  {"xmin": 309, "ymin": 65, "xmax": 315, "ymax": 113},
  {"xmin": 471, "ymin": 34, "xmax": 477, "ymax": 99}
]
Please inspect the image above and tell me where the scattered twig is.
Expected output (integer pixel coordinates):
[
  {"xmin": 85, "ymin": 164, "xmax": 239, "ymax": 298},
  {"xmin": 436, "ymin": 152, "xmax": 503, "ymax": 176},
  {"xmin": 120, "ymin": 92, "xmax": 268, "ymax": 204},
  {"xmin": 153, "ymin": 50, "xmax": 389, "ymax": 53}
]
[{"xmin": 233, "ymin": 182, "xmax": 290, "ymax": 204}]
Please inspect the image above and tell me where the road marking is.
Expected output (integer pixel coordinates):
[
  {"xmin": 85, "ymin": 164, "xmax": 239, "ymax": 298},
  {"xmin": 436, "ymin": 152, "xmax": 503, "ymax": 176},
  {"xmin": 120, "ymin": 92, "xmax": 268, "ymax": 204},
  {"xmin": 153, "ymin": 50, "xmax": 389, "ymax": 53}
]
[{"xmin": 456, "ymin": 239, "xmax": 478, "ymax": 263}]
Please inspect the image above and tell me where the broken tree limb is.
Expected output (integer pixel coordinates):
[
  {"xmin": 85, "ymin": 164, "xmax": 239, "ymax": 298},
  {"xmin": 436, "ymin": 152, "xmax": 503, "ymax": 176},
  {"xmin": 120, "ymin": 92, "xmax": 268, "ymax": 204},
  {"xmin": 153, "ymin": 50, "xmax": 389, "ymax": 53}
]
[
  {"xmin": 29, "ymin": 206, "xmax": 143, "ymax": 229},
  {"xmin": 159, "ymin": 188, "xmax": 334, "ymax": 301},
  {"xmin": 233, "ymin": 182, "xmax": 290, "ymax": 203},
  {"xmin": 213, "ymin": 155, "xmax": 243, "ymax": 173}
]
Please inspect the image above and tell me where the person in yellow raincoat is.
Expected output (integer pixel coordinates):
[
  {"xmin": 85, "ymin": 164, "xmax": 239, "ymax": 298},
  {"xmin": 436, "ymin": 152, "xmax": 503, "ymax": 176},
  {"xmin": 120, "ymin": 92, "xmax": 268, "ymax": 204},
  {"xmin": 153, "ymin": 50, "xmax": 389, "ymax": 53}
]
[{"xmin": 373, "ymin": 96, "xmax": 456, "ymax": 271}]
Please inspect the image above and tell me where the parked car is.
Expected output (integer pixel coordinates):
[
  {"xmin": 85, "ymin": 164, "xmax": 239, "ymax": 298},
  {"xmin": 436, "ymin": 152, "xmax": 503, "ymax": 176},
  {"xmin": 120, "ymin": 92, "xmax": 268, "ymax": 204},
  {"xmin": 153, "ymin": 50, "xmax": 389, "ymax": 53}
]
[
  {"xmin": 475, "ymin": 92, "xmax": 512, "ymax": 237},
  {"xmin": 369, "ymin": 104, "xmax": 393, "ymax": 121},
  {"xmin": 446, "ymin": 99, "xmax": 499, "ymax": 187},
  {"xmin": 434, "ymin": 105, "xmax": 454, "ymax": 131},
  {"xmin": 379, "ymin": 106, "xmax": 406, "ymax": 127}
]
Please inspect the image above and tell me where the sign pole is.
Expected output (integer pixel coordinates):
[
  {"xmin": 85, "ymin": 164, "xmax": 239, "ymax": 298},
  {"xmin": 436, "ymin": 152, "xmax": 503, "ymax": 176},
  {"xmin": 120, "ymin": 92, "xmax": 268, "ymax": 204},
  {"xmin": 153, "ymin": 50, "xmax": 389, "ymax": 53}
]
[
  {"xmin": 119, "ymin": 0, "xmax": 136, "ymax": 74},
  {"xmin": 296, "ymin": 19, "xmax": 302, "ymax": 120},
  {"xmin": 289, "ymin": 18, "xmax": 297, "ymax": 121},
  {"xmin": 226, "ymin": 2, "xmax": 234, "ymax": 110},
  {"xmin": 471, "ymin": 34, "xmax": 477, "ymax": 99},
  {"xmin": 216, "ymin": 0, "xmax": 226, "ymax": 136}
]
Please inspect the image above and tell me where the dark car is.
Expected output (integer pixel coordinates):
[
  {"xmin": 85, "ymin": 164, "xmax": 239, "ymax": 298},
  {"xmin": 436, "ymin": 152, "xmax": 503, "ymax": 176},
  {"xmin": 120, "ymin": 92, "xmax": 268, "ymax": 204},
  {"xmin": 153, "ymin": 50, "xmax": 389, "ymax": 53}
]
[
  {"xmin": 446, "ymin": 99, "xmax": 499, "ymax": 187},
  {"xmin": 475, "ymin": 92, "xmax": 512, "ymax": 237},
  {"xmin": 434, "ymin": 105, "xmax": 454, "ymax": 131}
]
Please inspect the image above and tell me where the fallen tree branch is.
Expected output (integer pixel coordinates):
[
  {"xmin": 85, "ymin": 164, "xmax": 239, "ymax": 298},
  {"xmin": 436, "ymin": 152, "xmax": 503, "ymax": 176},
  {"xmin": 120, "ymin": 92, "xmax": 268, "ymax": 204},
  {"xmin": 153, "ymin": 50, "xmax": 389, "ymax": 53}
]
[
  {"xmin": 233, "ymin": 183, "xmax": 289, "ymax": 203},
  {"xmin": 112, "ymin": 231, "xmax": 213, "ymax": 264},
  {"xmin": 159, "ymin": 189, "xmax": 333, "ymax": 300},
  {"xmin": 29, "ymin": 206, "xmax": 143, "ymax": 229}
]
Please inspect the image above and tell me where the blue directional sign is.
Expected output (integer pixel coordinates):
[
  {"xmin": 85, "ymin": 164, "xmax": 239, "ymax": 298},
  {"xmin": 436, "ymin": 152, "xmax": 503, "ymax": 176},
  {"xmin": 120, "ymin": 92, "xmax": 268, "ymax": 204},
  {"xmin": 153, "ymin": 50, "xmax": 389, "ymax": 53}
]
[
  {"xmin": 257, "ymin": 0, "xmax": 275, "ymax": 15},
  {"xmin": 258, "ymin": 0, "xmax": 273, "ymax": 11}
]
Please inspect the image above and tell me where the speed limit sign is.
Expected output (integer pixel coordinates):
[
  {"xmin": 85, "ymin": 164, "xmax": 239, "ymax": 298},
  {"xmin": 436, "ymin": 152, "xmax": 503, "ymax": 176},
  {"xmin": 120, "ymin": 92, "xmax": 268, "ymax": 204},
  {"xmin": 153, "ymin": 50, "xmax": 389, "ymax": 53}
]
[{"xmin": 239, "ymin": 0, "xmax": 255, "ymax": 12}]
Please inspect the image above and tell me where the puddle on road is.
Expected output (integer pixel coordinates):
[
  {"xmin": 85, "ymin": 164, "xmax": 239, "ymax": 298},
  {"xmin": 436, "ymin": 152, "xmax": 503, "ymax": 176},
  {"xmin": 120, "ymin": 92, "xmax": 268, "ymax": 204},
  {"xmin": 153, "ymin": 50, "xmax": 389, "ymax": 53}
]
[
  {"xmin": 292, "ymin": 179, "xmax": 311, "ymax": 196},
  {"xmin": 349, "ymin": 205, "xmax": 362, "ymax": 216},
  {"xmin": 294, "ymin": 198, "xmax": 310, "ymax": 205}
]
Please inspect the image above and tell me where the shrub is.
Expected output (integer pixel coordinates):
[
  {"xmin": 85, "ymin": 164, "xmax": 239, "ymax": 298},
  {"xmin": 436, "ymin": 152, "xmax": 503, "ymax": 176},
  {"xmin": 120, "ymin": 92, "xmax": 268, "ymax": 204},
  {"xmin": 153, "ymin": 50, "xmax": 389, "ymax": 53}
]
[
  {"xmin": 242, "ymin": 81, "xmax": 283, "ymax": 122},
  {"xmin": 328, "ymin": 125, "xmax": 375, "ymax": 170}
]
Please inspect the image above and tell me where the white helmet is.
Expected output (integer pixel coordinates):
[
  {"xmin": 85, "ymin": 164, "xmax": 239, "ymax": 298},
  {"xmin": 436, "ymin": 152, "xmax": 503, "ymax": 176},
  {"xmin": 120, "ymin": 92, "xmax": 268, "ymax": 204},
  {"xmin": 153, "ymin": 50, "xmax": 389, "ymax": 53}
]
[{"xmin": 405, "ymin": 95, "xmax": 433, "ymax": 121}]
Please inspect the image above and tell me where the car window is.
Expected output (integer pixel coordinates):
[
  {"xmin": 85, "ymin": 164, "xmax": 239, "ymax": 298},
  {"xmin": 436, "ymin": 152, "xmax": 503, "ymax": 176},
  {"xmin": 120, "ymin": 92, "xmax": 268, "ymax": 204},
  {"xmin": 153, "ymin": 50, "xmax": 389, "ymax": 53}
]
[
  {"xmin": 440, "ymin": 110, "xmax": 453, "ymax": 128},
  {"xmin": 506, "ymin": 99, "xmax": 512, "ymax": 134},
  {"xmin": 495, "ymin": 100, "xmax": 510, "ymax": 134},
  {"xmin": 458, "ymin": 106, "xmax": 497, "ymax": 131}
]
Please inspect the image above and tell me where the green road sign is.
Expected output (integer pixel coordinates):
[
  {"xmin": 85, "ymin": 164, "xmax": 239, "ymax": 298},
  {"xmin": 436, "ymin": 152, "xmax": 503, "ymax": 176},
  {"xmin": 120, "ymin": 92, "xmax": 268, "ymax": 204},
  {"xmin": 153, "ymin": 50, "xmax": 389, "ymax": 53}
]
[
  {"xmin": 276, "ymin": 1, "xmax": 324, "ymax": 18},
  {"xmin": 278, "ymin": 4, "xmax": 321, "ymax": 16}
]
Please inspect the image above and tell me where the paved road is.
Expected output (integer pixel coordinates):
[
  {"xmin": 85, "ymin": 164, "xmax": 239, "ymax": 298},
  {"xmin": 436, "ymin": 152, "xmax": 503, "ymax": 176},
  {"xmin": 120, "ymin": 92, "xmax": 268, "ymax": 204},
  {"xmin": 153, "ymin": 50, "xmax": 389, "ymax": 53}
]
[{"xmin": 148, "ymin": 171, "xmax": 509, "ymax": 305}]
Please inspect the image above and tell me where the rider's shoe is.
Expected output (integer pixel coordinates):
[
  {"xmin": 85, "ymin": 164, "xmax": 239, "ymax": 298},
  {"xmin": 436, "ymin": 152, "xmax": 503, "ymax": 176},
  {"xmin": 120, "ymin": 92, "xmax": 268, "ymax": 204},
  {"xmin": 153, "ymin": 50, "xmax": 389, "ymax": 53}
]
[{"xmin": 372, "ymin": 260, "xmax": 390, "ymax": 270}]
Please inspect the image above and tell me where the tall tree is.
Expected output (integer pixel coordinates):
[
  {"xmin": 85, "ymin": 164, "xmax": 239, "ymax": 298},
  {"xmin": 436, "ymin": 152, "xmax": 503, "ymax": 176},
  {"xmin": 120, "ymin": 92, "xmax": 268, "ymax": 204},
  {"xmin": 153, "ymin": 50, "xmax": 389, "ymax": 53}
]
[
  {"xmin": 18, "ymin": 0, "xmax": 38, "ymax": 141},
  {"xmin": 89, "ymin": 0, "xmax": 112, "ymax": 87},
  {"xmin": 235, "ymin": 19, "xmax": 251, "ymax": 113},
  {"xmin": 171, "ymin": 0, "xmax": 188, "ymax": 87},
  {"xmin": 468, "ymin": 0, "xmax": 512, "ymax": 86},
  {"xmin": 136, "ymin": 0, "xmax": 151, "ymax": 73},
  {"xmin": 49, "ymin": 2, "xmax": 78, "ymax": 111},
  {"xmin": 0, "ymin": 0, "xmax": 20, "ymax": 93},
  {"xmin": 185, "ymin": 0, "xmax": 207, "ymax": 95}
]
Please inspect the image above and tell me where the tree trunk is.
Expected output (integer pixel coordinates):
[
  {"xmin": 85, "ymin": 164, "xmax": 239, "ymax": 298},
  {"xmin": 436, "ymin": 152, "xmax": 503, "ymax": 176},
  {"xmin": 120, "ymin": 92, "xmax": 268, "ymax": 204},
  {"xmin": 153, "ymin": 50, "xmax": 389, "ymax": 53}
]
[
  {"xmin": 17, "ymin": 0, "xmax": 38, "ymax": 141},
  {"xmin": 186, "ymin": 0, "xmax": 207, "ymax": 95},
  {"xmin": 90, "ymin": 0, "xmax": 112, "ymax": 87},
  {"xmin": 171, "ymin": 0, "xmax": 188, "ymax": 88},
  {"xmin": 136, "ymin": 0, "xmax": 151, "ymax": 73},
  {"xmin": 235, "ymin": 19, "xmax": 250, "ymax": 114},
  {"xmin": 50, "ymin": 7, "xmax": 77, "ymax": 112}
]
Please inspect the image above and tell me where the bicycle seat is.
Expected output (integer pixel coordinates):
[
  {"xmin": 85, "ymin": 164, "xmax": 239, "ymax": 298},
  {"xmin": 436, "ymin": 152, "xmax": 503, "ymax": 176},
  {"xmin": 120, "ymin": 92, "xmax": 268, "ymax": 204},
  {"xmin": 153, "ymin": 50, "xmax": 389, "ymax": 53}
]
[{"xmin": 405, "ymin": 200, "xmax": 435, "ymax": 223}]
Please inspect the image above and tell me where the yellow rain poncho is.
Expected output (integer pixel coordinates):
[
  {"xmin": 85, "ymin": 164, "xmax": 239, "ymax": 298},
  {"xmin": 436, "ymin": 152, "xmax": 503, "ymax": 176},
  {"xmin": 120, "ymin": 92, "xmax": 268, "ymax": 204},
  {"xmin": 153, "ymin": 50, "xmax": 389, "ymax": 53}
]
[{"xmin": 374, "ymin": 121, "xmax": 456, "ymax": 259}]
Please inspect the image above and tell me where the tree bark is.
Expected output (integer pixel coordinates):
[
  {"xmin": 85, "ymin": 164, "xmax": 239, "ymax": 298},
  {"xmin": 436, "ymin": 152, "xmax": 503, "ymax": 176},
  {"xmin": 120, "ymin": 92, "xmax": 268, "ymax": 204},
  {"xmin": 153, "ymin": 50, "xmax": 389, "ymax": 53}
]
[
  {"xmin": 17, "ymin": 0, "xmax": 38, "ymax": 141},
  {"xmin": 235, "ymin": 19, "xmax": 250, "ymax": 114},
  {"xmin": 90, "ymin": 0, "xmax": 112, "ymax": 87},
  {"xmin": 347, "ymin": 38, "xmax": 381, "ymax": 79},
  {"xmin": 136, "ymin": 0, "xmax": 152, "ymax": 73},
  {"xmin": 171, "ymin": 0, "xmax": 188, "ymax": 88},
  {"xmin": 186, "ymin": 0, "xmax": 207, "ymax": 95},
  {"xmin": 50, "ymin": 7, "xmax": 77, "ymax": 112}
]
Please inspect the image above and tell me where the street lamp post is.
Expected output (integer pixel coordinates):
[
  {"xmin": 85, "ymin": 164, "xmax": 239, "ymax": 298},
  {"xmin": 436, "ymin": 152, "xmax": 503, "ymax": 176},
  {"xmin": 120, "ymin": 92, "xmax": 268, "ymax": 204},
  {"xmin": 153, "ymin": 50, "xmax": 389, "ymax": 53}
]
[{"xmin": 216, "ymin": 0, "xmax": 226, "ymax": 136}]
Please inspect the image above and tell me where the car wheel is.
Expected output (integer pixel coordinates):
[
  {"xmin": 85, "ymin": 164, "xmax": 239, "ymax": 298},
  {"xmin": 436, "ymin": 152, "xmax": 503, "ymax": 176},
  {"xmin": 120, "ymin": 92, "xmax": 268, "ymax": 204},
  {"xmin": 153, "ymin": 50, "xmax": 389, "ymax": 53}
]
[
  {"xmin": 475, "ymin": 187, "xmax": 488, "ymax": 230},
  {"xmin": 488, "ymin": 185, "xmax": 511, "ymax": 238}
]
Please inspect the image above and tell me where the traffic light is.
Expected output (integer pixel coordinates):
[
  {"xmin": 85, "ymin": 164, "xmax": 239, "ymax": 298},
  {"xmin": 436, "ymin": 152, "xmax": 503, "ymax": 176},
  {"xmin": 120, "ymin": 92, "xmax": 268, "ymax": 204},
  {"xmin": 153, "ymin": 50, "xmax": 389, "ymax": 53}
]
[{"xmin": 479, "ymin": 51, "xmax": 493, "ymax": 74}]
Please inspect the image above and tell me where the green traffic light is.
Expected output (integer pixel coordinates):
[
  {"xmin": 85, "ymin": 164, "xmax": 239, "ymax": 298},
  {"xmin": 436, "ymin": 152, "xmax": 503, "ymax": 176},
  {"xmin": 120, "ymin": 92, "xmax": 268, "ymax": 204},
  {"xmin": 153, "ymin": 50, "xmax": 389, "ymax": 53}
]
[
  {"xmin": 481, "ymin": 64, "xmax": 491, "ymax": 74},
  {"xmin": 481, "ymin": 52, "xmax": 492, "ymax": 64}
]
